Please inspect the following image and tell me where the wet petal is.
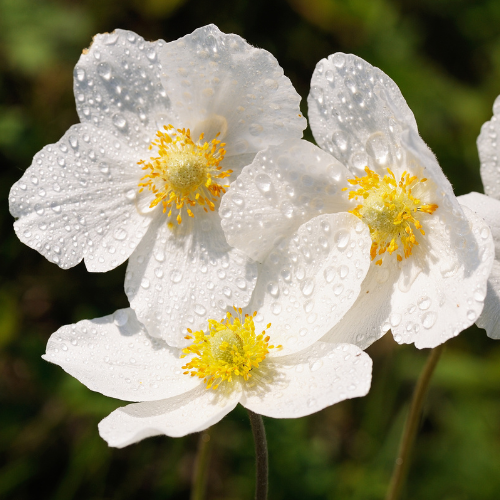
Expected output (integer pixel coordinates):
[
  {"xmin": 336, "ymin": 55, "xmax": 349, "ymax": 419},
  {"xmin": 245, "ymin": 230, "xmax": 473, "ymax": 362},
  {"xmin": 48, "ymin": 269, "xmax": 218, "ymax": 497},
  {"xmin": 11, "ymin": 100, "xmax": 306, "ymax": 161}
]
[
  {"xmin": 126, "ymin": 211, "xmax": 257, "ymax": 347},
  {"xmin": 98, "ymin": 384, "xmax": 242, "ymax": 446},
  {"xmin": 43, "ymin": 308, "xmax": 198, "ymax": 401},
  {"xmin": 241, "ymin": 342, "xmax": 372, "ymax": 418}
]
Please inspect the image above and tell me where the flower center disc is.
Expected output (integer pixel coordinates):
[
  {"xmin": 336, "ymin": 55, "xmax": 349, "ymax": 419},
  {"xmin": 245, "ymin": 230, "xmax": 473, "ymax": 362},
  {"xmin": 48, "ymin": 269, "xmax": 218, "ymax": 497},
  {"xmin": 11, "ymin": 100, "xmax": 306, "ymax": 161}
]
[
  {"xmin": 137, "ymin": 125, "xmax": 232, "ymax": 225},
  {"xmin": 344, "ymin": 167, "xmax": 438, "ymax": 265},
  {"xmin": 181, "ymin": 308, "xmax": 281, "ymax": 390}
]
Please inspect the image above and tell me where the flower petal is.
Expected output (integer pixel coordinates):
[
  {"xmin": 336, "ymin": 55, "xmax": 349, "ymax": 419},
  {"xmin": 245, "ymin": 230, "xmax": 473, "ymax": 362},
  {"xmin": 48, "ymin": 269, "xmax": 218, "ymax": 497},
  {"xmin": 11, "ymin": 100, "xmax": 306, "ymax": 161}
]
[
  {"xmin": 241, "ymin": 342, "xmax": 372, "ymax": 418},
  {"xmin": 320, "ymin": 264, "xmax": 399, "ymax": 349},
  {"xmin": 158, "ymin": 25, "xmax": 306, "ymax": 157},
  {"xmin": 389, "ymin": 205, "xmax": 494, "ymax": 348},
  {"xmin": 250, "ymin": 213, "xmax": 371, "ymax": 356},
  {"xmin": 459, "ymin": 192, "xmax": 500, "ymax": 339},
  {"xmin": 74, "ymin": 30, "xmax": 173, "ymax": 148},
  {"xmin": 98, "ymin": 384, "xmax": 242, "ymax": 446},
  {"xmin": 220, "ymin": 139, "xmax": 353, "ymax": 263},
  {"xmin": 459, "ymin": 192, "xmax": 500, "ymax": 257},
  {"xmin": 308, "ymin": 52, "xmax": 417, "ymax": 169},
  {"xmin": 477, "ymin": 95, "xmax": 500, "ymax": 200},
  {"xmin": 308, "ymin": 54, "xmax": 460, "ymax": 213},
  {"xmin": 126, "ymin": 212, "xmax": 258, "ymax": 347},
  {"xmin": 9, "ymin": 123, "xmax": 152, "ymax": 271},
  {"xmin": 42, "ymin": 308, "xmax": 199, "ymax": 402},
  {"xmin": 477, "ymin": 261, "xmax": 500, "ymax": 339}
]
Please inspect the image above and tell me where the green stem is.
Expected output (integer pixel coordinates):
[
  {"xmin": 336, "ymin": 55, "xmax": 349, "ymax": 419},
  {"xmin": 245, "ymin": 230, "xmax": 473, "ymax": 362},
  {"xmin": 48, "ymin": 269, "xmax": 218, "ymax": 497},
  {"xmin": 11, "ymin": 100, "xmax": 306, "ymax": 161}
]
[
  {"xmin": 247, "ymin": 409, "xmax": 269, "ymax": 500},
  {"xmin": 190, "ymin": 428, "xmax": 212, "ymax": 500},
  {"xmin": 386, "ymin": 343, "xmax": 445, "ymax": 500}
]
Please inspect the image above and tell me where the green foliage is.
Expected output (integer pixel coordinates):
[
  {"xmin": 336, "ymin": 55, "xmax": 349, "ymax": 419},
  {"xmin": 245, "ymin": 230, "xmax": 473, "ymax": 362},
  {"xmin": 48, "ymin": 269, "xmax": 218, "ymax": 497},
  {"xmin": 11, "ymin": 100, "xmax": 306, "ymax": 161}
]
[{"xmin": 1, "ymin": 0, "xmax": 500, "ymax": 498}]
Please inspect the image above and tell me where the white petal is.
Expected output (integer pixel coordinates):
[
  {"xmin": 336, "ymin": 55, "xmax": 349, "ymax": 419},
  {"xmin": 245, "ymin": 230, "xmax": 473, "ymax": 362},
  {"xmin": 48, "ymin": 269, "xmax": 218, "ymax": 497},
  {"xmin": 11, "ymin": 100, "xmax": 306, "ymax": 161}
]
[
  {"xmin": 220, "ymin": 139, "xmax": 353, "ymax": 263},
  {"xmin": 477, "ymin": 261, "xmax": 500, "ymax": 339},
  {"xmin": 9, "ymin": 123, "xmax": 152, "ymax": 271},
  {"xmin": 126, "ymin": 212, "xmax": 258, "ymax": 347},
  {"xmin": 98, "ymin": 385, "xmax": 242, "ymax": 446},
  {"xmin": 320, "ymin": 264, "xmax": 399, "ymax": 349},
  {"xmin": 250, "ymin": 213, "xmax": 371, "ymax": 356},
  {"xmin": 241, "ymin": 342, "xmax": 372, "ymax": 418},
  {"xmin": 459, "ymin": 192, "xmax": 500, "ymax": 258},
  {"xmin": 308, "ymin": 54, "xmax": 461, "ymax": 215},
  {"xmin": 42, "ymin": 308, "xmax": 199, "ymax": 401},
  {"xmin": 477, "ymin": 95, "xmax": 500, "ymax": 200},
  {"xmin": 390, "ymin": 206, "xmax": 495, "ymax": 348},
  {"xmin": 158, "ymin": 25, "xmax": 306, "ymax": 157},
  {"xmin": 74, "ymin": 30, "xmax": 173, "ymax": 148},
  {"xmin": 308, "ymin": 53, "xmax": 417, "ymax": 169}
]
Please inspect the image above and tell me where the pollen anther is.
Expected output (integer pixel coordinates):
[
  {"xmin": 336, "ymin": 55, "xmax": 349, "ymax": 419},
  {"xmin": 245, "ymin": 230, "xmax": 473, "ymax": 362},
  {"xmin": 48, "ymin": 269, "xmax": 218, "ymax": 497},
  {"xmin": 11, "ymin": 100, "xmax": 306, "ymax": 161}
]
[
  {"xmin": 138, "ymin": 125, "xmax": 232, "ymax": 224},
  {"xmin": 181, "ymin": 311, "xmax": 279, "ymax": 390},
  {"xmin": 346, "ymin": 167, "xmax": 438, "ymax": 263}
]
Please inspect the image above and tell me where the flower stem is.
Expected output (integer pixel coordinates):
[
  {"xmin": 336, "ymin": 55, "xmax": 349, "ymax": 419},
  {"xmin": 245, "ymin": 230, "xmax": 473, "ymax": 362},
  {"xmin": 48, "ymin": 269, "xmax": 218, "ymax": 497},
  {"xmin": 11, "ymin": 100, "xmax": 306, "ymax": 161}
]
[
  {"xmin": 247, "ymin": 409, "xmax": 269, "ymax": 500},
  {"xmin": 190, "ymin": 428, "xmax": 212, "ymax": 500},
  {"xmin": 386, "ymin": 343, "xmax": 445, "ymax": 500}
]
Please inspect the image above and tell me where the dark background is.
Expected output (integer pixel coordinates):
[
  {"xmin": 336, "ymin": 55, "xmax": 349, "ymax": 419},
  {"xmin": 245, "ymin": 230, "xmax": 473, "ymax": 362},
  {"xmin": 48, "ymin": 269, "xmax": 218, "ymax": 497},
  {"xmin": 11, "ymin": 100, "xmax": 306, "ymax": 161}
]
[{"xmin": 2, "ymin": 0, "xmax": 500, "ymax": 498}]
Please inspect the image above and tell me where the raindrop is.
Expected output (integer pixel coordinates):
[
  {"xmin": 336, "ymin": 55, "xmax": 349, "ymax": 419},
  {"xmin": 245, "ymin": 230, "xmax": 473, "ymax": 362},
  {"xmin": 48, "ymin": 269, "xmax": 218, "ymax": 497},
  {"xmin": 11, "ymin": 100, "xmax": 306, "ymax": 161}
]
[
  {"xmin": 170, "ymin": 270, "xmax": 182, "ymax": 283},
  {"xmin": 301, "ymin": 278, "xmax": 315, "ymax": 297},
  {"xmin": 421, "ymin": 311, "xmax": 437, "ymax": 329},
  {"xmin": 334, "ymin": 230, "xmax": 350, "ymax": 249},
  {"xmin": 113, "ymin": 309, "xmax": 128, "ymax": 326},
  {"xmin": 255, "ymin": 174, "xmax": 272, "ymax": 194},
  {"xmin": 417, "ymin": 296, "xmax": 431, "ymax": 310}
]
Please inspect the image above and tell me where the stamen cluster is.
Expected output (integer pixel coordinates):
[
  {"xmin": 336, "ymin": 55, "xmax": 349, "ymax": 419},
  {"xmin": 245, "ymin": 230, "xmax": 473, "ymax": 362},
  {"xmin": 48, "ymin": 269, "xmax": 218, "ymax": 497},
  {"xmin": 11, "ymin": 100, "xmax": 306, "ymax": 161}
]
[
  {"xmin": 181, "ymin": 308, "xmax": 281, "ymax": 390},
  {"xmin": 344, "ymin": 167, "xmax": 438, "ymax": 265},
  {"xmin": 138, "ymin": 125, "xmax": 232, "ymax": 226}
]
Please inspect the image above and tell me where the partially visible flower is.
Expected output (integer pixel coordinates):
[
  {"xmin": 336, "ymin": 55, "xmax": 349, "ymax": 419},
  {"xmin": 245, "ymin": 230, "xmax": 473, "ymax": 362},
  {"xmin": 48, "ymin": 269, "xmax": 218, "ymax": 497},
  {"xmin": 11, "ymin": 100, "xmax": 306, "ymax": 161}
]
[
  {"xmin": 44, "ymin": 213, "xmax": 373, "ymax": 447},
  {"xmin": 220, "ymin": 53, "xmax": 495, "ymax": 349},
  {"xmin": 9, "ymin": 26, "xmax": 306, "ymax": 347},
  {"xmin": 458, "ymin": 95, "xmax": 500, "ymax": 339}
]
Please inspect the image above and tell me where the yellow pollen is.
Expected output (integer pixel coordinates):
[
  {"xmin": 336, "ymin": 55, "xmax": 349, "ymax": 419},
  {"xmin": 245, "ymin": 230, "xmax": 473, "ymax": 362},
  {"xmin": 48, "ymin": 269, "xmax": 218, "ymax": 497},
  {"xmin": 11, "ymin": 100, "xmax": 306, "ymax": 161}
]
[
  {"xmin": 138, "ymin": 125, "xmax": 232, "ymax": 224},
  {"xmin": 344, "ymin": 167, "xmax": 438, "ymax": 262},
  {"xmin": 181, "ymin": 307, "xmax": 281, "ymax": 390}
]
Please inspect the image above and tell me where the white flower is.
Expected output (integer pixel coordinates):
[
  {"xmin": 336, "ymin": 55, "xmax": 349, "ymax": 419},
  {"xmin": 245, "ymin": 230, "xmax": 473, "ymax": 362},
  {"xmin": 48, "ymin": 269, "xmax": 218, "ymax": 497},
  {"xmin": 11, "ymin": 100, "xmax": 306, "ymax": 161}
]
[
  {"xmin": 9, "ymin": 25, "xmax": 306, "ymax": 347},
  {"xmin": 43, "ymin": 213, "xmax": 373, "ymax": 447},
  {"xmin": 220, "ymin": 53, "xmax": 495, "ymax": 349},
  {"xmin": 458, "ymin": 95, "xmax": 500, "ymax": 339}
]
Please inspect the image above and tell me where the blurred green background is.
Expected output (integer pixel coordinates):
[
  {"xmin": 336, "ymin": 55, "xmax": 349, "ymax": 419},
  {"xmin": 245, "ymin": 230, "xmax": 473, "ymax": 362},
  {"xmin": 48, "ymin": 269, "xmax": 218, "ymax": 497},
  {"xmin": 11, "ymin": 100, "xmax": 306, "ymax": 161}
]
[{"xmin": 2, "ymin": 0, "xmax": 500, "ymax": 498}]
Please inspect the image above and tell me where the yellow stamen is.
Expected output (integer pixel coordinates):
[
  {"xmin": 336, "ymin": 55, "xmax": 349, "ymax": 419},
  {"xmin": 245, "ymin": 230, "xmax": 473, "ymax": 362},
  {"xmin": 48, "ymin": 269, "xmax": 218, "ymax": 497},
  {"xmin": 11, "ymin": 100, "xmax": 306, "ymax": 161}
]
[
  {"xmin": 181, "ymin": 309, "xmax": 280, "ymax": 390},
  {"xmin": 138, "ymin": 125, "xmax": 232, "ymax": 225},
  {"xmin": 345, "ymin": 167, "xmax": 438, "ymax": 263}
]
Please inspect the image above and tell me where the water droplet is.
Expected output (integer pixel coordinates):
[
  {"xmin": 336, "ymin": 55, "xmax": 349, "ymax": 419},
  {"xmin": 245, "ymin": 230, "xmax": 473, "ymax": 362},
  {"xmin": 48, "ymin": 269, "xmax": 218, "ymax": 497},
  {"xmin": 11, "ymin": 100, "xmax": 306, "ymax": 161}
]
[
  {"xmin": 154, "ymin": 268, "xmax": 164, "ymax": 278},
  {"xmin": 97, "ymin": 62, "xmax": 112, "ymax": 80},
  {"xmin": 301, "ymin": 278, "xmax": 315, "ymax": 297},
  {"xmin": 338, "ymin": 265, "xmax": 349, "ymax": 279},
  {"xmin": 170, "ymin": 270, "xmax": 182, "ymax": 283},
  {"xmin": 75, "ymin": 67, "xmax": 86, "ymax": 82},
  {"xmin": 422, "ymin": 311, "xmax": 437, "ymax": 329},
  {"xmin": 113, "ymin": 227, "xmax": 128, "ymax": 241},
  {"xmin": 331, "ymin": 53, "xmax": 346, "ymax": 68},
  {"xmin": 194, "ymin": 304, "xmax": 207, "ymax": 316},
  {"xmin": 267, "ymin": 282, "xmax": 279, "ymax": 297},
  {"xmin": 310, "ymin": 360, "xmax": 323, "ymax": 372},
  {"xmin": 255, "ymin": 174, "xmax": 272, "ymax": 193},
  {"xmin": 249, "ymin": 123, "xmax": 263, "ymax": 136},
  {"xmin": 390, "ymin": 313, "xmax": 402, "ymax": 327},
  {"xmin": 113, "ymin": 309, "xmax": 128, "ymax": 326},
  {"xmin": 334, "ymin": 230, "xmax": 350, "ymax": 249},
  {"xmin": 324, "ymin": 267, "xmax": 336, "ymax": 283},
  {"xmin": 467, "ymin": 310, "xmax": 476, "ymax": 321},
  {"xmin": 141, "ymin": 278, "xmax": 150, "ymax": 289},
  {"xmin": 417, "ymin": 296, "xmax": 431, "ymax": 310},
  {"xmin": 112, "ymin": 114, "xmax": 127, "ymax": 130}
]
